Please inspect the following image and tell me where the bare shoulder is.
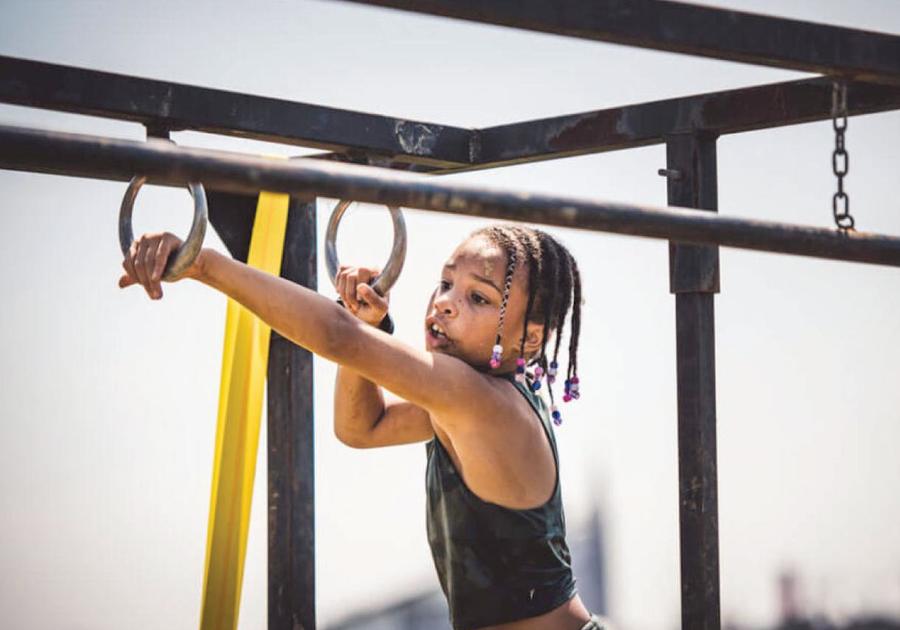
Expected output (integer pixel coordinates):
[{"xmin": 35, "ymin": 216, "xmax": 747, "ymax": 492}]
[{"xmin": 434, "ymin": 376, "xmax": 557, "ymax": 510}]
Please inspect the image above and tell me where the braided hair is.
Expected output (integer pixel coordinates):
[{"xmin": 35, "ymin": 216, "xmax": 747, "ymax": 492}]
[{"xmin": 471, "ymin": 225, "xmax": 583, "ymax": 413}]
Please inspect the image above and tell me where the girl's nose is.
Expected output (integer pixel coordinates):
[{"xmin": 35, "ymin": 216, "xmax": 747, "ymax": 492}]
[{"xmin": 433, "ymin": 292, "xmax": 457, "ymax": 316}]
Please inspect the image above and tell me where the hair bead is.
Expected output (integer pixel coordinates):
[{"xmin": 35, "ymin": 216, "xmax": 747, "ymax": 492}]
[
  {"xmin": 490, "ymin": 343, "xmax": 504, "ymax": 369},
  {"xmin": 472, "ymin": 225, "xmax": 582, "ymax": 425},
  {"xmin": 551, "ymin": 405, "xmax": 562, "ymax": 426},
  {"xmin": 568, "ymin": 375, "xmax": 580, "ymax": 400},
  {"xmin": 515, "ymin": 356, "xmax": 526, "ymax": 384}
]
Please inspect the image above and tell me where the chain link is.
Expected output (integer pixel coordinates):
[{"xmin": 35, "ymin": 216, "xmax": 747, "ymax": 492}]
[{"xmin": 831, "ymin": 81, "xmax": 855, "ymax": 231}]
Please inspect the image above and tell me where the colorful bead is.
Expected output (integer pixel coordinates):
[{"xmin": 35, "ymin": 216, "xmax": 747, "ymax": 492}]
[
  {"xmin": 562, "ymin": 375, "xmax": 580, "ymax": 402},
  {"xmin": 550, "ymin": 405, "xmax": 562, "ymax": 426},
  {"xmin": 534, "ymin": 366, "xmax": 544, "ymax": 380},
  {"xmin": 531, "ymin": 380, "xmax": 541, "ymax": 391},
  {"xmin": 490, "ymin": 343, "xmax": 503, "ymax": 369},
  {"xmin": 515, "ymin": 358, "xmax": 526, "ymax": 375}
]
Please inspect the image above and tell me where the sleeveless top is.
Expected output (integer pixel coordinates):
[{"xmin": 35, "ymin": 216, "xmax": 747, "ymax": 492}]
[{"xmin": 425, "ymin": 373, "xmax": 577, "ymax": 630}]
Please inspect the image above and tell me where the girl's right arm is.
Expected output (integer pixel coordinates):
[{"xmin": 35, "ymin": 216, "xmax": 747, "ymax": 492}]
[
  {"xmin": 334, "ymin": 367, "xmax": 434, "ymax": 448},
  {"xmin": 332, "ymin": 265, "xmax": 434, "ymax": 448}
]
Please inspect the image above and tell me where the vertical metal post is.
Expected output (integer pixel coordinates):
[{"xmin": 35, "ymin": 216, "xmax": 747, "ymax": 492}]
[
  {"xmin": 665, "ymin": 133, "xmax": 722, "ymax": 630},
  {"xmin": 268, "ymin": 197, "xmax": 317, "ymax": 630}
]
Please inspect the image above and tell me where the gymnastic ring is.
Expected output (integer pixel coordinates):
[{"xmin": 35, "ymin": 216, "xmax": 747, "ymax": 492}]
[
  {"xmin": 118, "ymin": 176, "xmax": 208, "ymax": 281},
  {"xmin": 325, "ymin": 200, "xmax": 406, "ymax": 297}
]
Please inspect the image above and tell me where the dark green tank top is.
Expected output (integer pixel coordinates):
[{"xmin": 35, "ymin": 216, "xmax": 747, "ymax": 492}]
[{"xmin": 425, "ymin": 373, "xmax": 577, "ymax": 630}]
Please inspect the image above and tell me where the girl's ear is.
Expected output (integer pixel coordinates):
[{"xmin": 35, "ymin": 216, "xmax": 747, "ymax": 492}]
[{"xmin": 522, "ymin": 321, "xmax": 544, "ymax": 358}]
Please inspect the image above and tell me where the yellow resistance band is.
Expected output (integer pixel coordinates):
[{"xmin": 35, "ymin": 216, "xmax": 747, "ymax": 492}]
[{"xmin": 199, "ymin": 190, "xmax": 290, "ymax": 630}]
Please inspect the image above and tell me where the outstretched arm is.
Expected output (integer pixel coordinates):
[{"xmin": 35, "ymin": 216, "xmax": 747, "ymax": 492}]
[
  {"xmin": 119, "ymin": 234, "xmax": 496, "ymax": 425},
  {"xmin": 198, "ymin": 248, "xmax": 351, "ymax": 362}
]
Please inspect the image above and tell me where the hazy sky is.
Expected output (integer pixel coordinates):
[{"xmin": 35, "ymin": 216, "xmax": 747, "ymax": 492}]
[{"xmin": 1, "ymin": 1, "xmax": 899, "ymax": 629}]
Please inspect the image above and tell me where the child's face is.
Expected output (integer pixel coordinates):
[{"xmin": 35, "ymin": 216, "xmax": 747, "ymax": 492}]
[{"xmin": 424, "ymin": 235, "xmax": 533, "ymax": 370}]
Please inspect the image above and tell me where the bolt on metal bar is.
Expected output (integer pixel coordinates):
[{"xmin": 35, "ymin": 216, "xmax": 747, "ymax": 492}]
[{"xmin": 2, "ymin": 123, "xmax": 900, "ymax": 268}]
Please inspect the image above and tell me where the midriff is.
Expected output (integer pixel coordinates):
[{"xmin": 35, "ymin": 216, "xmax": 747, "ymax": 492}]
[{"xmin": 474, "ymin": 594, "xmax": 591, "ymax": 630}]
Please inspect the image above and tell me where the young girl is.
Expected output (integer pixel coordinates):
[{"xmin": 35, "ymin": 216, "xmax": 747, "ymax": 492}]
[{"xmin": 119, "ymin": 222, "xmax": 609, "ymax": 630}]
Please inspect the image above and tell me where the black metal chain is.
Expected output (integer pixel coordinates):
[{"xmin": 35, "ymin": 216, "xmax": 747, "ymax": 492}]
[{"xmin": 831, "ymin": 81, "xmax": 855, "ymax": 231}]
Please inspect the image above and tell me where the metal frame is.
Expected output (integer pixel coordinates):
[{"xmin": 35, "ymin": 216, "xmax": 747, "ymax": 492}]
[
  {"xmin": 2, "ymin": 2, "xmax": 899, "ymax": 629},
  {"xmin": 5, "ymin": 55, "xmax": 900, "ymax": 175},
  {"xmin": 342, "ymin": 0, "xmax": 900, "ymax": 85},
  {"xmin": 4, "ymin": 124, "xmax": 900, "ymax": 268}
]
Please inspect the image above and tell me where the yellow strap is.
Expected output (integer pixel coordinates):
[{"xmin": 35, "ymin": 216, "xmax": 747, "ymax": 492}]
[{"xmin": 199, "ymin": 190, "xmax": 290, "ymax": 630}]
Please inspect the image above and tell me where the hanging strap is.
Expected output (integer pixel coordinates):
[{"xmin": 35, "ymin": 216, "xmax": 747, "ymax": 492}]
[{"xmin": 199, "ymin": 190, "xmax": 291, "ymax": 630}]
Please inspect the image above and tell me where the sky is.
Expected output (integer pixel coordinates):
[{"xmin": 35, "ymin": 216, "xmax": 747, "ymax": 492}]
[{"xmin": 1, "ymin": 1, "xmax": 899, "ymax": 629}]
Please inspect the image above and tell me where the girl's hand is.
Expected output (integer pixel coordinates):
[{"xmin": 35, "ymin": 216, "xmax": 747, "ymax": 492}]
[
  {"xmin": 335, "ymin": 265, "xmax": 390, "ymax": 327},
  {"xmin": 118, "ymin": 232, "xmax": 203, "ymax": 300}
]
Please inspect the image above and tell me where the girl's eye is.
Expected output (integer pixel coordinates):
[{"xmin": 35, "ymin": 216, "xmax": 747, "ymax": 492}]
[
  {"xmin": 472, "ymin": 293, "xmax": 488, "ymax": 305},
  {"xmin": 440, "ymin": 280, "xmax": 451, "ymax": 291}
]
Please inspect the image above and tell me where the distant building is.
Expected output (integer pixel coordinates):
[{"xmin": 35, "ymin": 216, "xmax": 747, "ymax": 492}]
[
  {"xmin": 327, "ymin": 506, "xmax": 609, "ymax": 630},
  {"xmin": 775, "ymin": 568, "xmax": 900, "ymax": 630},
  {"xmin": 777, "ymin": 617, "xmax": 900, "ymax": 630}
]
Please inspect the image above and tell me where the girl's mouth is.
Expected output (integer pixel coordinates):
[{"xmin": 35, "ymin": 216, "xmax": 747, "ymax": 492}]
[{"xmin": 426, "ymin": 322, "xmax": 452, "ymax": 348}]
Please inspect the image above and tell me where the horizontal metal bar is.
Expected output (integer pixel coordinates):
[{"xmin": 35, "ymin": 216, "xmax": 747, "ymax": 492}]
[
  {"xmin": 7, "ymin": 56, "xmax": 900, "ymax": 177},
  {"xmin": 0, "ymin": 55, "xmax": 473, "ymax": 168},
  {"xmin": 2, "ymin": 123, "xmax": 900, "ymax": 268},
  {"xmin": 478, "ymin": 77, "xmax": 900, "ymax": 168},
  {"xmin": 342, "ymin": 0, "xmax": 900, "ymax": 85}
]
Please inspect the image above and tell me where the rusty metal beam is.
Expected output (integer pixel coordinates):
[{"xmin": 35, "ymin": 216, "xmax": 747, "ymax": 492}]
[
  {"xmin": 666, "ymin": 133, "xmax": 721, "ymax": 630},
  {"xmin": 342, "ymin": 0, "xmax": 900, "ymax": 85},
  {"xmin": 269, "ymin": 198, "xmax": 318, "ymax": 630},
  {"xmin": 0, "ymin": 55, "xmax": 473, "ymax": 168},
  {"xmin": 476, "ymin": 78, "xmax": 900, "ymax": 168},
  {"xmin": 5, "ymin": 56, "xmax": 900, "ymax": 177},
  {"xmin": 3, "ymin": 124, "xmax": 900, "ymax": 268}
]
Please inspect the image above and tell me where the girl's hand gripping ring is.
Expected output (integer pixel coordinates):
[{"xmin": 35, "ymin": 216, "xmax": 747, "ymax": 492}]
[
  {"xmin": 325, "ymin": 199, "xmax": 407, "ymax": 297},
  {"xmin": 118, "ymin": 175, "xmax": 208, "ymax": 280}
]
